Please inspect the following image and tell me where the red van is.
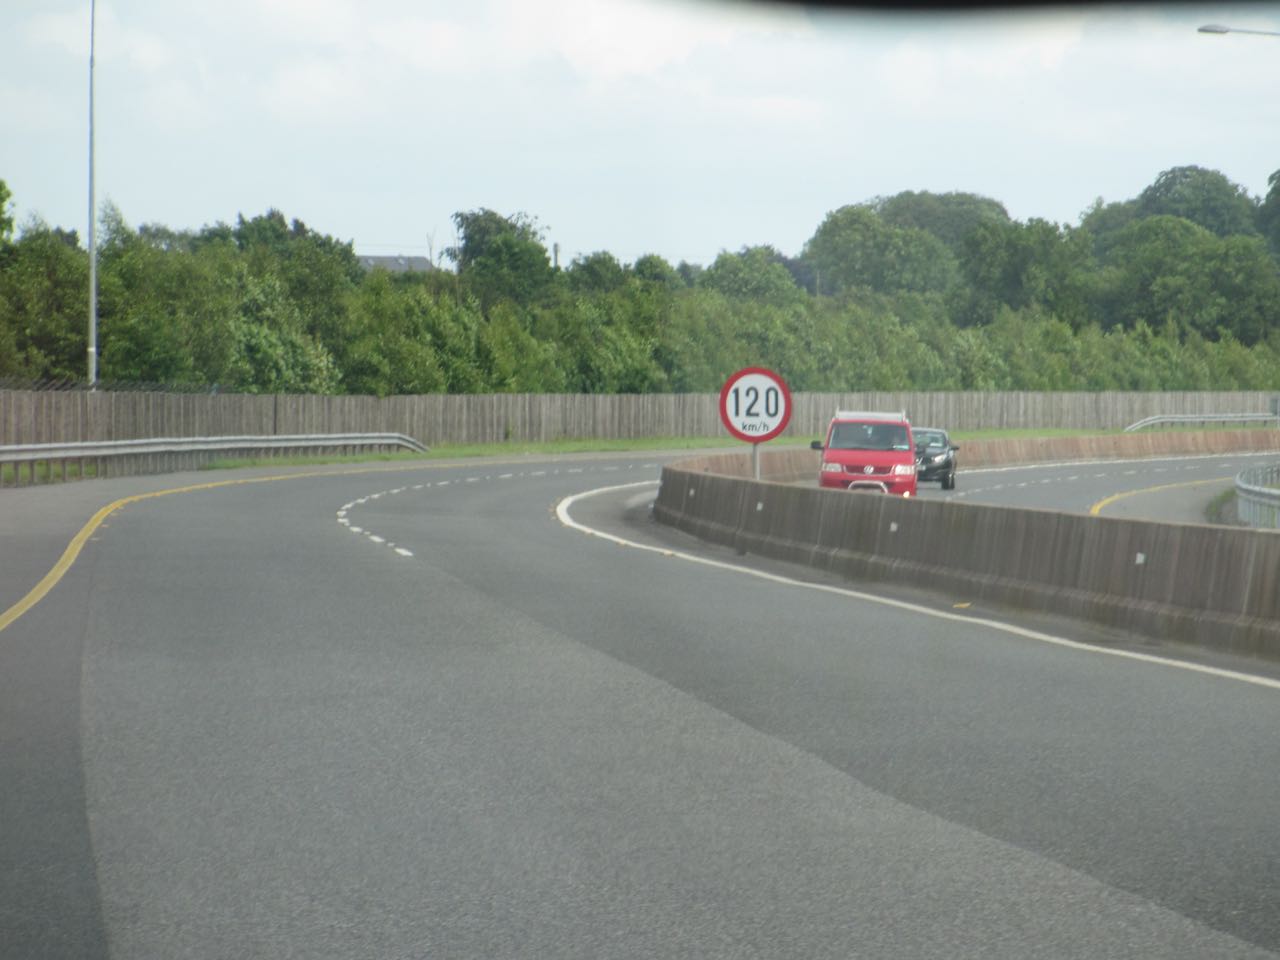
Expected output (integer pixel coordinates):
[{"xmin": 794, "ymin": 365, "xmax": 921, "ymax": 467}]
[{"xmin": 810, "ymin": 411, "xmax": 918, "ymax": 497}]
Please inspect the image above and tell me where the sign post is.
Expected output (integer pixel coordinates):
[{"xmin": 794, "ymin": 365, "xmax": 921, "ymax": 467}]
[{"xmin": 718, "ymin": 366, "xmax": 793, "ymax": 480}]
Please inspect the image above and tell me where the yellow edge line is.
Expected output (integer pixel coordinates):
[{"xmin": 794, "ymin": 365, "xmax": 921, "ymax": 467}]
[
  {"xmin": 0, "ymin": 462, "xmax": 456, "ymax": 636},
  {"xmin": 1088, "ymin": 476, "xmax": 1232, "ymax": 516}
]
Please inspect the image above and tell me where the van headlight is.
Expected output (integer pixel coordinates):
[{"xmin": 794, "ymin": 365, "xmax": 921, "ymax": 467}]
[
  {"xmin": 821, "ymin": 462, "xmax": 844, "ymax": 473},
  {"xmin": 891, "ymin": 463, "xmax": 916, "ymax": 476}
]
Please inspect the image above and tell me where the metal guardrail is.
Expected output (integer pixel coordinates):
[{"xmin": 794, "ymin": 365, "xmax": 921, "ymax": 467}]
[
  {"xmin": 1236, "ymin": 462, "xmax": 1280, "ymax": 530},
  {"xmin": 1124, "ymin": 413, "xmax": 1280, "ymax": 432},
  {"xmin": 0, "ymin": 433, "xmax": 429, "ymax": 488}
]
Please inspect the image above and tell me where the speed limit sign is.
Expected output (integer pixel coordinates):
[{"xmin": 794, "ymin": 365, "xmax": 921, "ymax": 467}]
[{"xmin": 719, "ymin": 366, "xmax": 792, "ymax": 444}]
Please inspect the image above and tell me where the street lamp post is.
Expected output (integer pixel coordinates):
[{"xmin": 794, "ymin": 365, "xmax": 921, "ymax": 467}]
[
  {"xmin": 87, "ymin": 0, "xmax": 97, "ymax": 387},
  {"xmin": 1198, "ymin": 23, "xmax": 1280, "ymax": 37}
]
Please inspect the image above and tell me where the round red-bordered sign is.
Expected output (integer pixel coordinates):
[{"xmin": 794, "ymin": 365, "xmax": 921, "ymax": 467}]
[{"xmin": 718, "ymin": 367, "xmax": 792, "ymax": 444}]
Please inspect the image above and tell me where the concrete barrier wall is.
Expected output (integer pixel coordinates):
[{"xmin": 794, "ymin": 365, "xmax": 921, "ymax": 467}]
[{"xmin": 656, "ymin": 432, "xmax": 1280, "ymax": 660}]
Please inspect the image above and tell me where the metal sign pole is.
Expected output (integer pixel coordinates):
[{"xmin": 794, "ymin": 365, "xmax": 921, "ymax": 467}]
[{"xmin": 87, "ymin": 0, "xmax": 97, "ymax": 387}]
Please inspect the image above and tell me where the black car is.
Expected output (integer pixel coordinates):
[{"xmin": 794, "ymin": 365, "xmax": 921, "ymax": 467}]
[{"xmin": 913, "ymin": 427, "xmax": 959, "ymax": 489}]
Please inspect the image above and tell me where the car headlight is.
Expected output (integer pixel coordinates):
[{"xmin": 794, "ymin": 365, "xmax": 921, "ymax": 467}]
[
  {"xmin": 891, "ymin": 463, "xmax": 916, "ymax": 476},
  {"xmin": 931, "ymin": 453, "xmax": 948, "ymax": 464}
]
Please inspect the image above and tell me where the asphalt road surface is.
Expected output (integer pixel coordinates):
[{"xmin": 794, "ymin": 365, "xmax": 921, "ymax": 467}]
[
  {"xmin": 930, "ymin": 451, "xmax": 1272, "ymax": 522},
  {"xmin": 3, "ymin": 452, "xmax": 1279, "ymax": 959}
]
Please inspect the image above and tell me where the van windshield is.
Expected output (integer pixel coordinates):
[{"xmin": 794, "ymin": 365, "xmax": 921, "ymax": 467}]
[{"xmin": 829, "ymin": 422, "xmax": 911, "ymax": 451}]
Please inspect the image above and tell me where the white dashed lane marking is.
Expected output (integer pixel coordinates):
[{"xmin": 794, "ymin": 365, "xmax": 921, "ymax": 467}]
[{"xmin": 335, "ymin": 462, "xmax": 660, "ymax": 561}]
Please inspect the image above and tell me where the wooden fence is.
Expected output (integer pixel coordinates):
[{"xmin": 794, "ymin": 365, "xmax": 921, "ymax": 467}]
[{"xmin": 2, "ymin": 389, "xmax": 1277, "ymax": 447}]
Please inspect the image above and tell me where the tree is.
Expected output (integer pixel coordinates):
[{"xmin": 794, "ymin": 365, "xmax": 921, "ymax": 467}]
[
  {"xmin": 801, "ymin": 206, "xmax": 958, "ymax": 296},
  {"xmin": 340, "ymin": 272, "xmax": 446, "ymax": 395},
  {"xmin": 1091, "ymin": 215, "xmax": 1280, "ymax": 343},
  {"xmin": 97, "ymin": 209, "xmax": 200, "ymax": 384},
  {"xmin": 700, "ymin": 246, "xmax": 803, "ymax": 305},
  {"xmin": 446, "ymin": 209, "xmax": 544, "ymax": 271},
  {"xmin": 0, "ymin": 178, "xmax": 14, "ymax": 247},
  {"xmin": 1259, "ymin": 168, "xmax": 1280, "ymax": 254},
  {"xmin": 222, "ymin": 272, "xmax": 339, "ymax": 393},
  {"xmin": 447, "ymin": 208, "xmax": 555, "ymax": 309},
  {"xmin": 632, "ymin": 253, "xmax": 683, "ymax": 289},
  {"xmin": 872, "ymin": 190, "xmax": 1010, "ymax": 254},
  {"xmin": 479, "ymin": 301, "xmax": 566, "ymax": 392},
  {"xmin": 565, "ymin": 251, "xmax": 627, "ymax": 294},
  {"xmin": 0, "ymin": 219, "xmax": 87, "ymax": 380},
  {"xmin": 1079, "ymin": 197, "xmax": 1140, "ymax": 259},
  {"xmin": 955, "ymin": 218, "xmax": 1094, "ymax": 328},
  {"xmin": 1135, "ymin": 165, "xmax": 1259, "ymax": 238},
  {"xmin": 223, "ymin": 209, "xmax": 363, "ymax": 365}
]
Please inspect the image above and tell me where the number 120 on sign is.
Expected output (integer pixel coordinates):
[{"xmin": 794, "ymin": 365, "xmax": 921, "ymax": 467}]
[{"xmin": 718, "ymin": 367, "xmax": 792, "ymax": 443}]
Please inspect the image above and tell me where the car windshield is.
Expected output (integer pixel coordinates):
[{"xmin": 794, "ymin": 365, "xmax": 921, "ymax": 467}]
[
  {"xmin": 830, "ymin": 422, "xmax": 911, "ymax": 451},
  {"xmin": 9, "ymin": 2, "xmax": 1280, "ymax": 958}
]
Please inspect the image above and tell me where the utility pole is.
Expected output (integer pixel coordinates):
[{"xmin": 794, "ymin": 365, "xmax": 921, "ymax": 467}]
[{"xmin": 87, "ymin": 0, "xmax": 98, "ymax": 386}]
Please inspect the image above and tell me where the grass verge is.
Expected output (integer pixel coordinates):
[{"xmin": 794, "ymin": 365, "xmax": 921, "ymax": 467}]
[
  {"xmin": 203, "ymin": 435, "xmax": 748, "ymax": 470},
  {"xmin": 1205, "ymin": 488, "xmax": 1241, "ymax": 526}
]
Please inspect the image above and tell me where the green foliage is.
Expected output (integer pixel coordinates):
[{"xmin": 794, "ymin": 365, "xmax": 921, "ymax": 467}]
[
  {"xmin": 447, "ymin": 209, "xmax": 543, "ymax": 270},
  {"xmin": 565, "ymin": 251, "xmax": 627, "ymax": 294},
  {"xmin": 1092, "ymin": 215, "xmax": 1280, "ymax": 343},
  {"xmin": 802, "ymin": 205, "xmax": 959, "ymax": 296},
  {"xmin": 1136, "ymin": 165, "xmax": 1259, "ymax": 238},
  {"xmin": 0, "ymin": 178, "xmax": 14, "ymax": 247},
  {"xmin": 633, "ymin": 253, "xmax": 683, "ymax": 289},
  {"xmin": 480, "ymin": 301, "xmax": 566, "ymax": 392},
  {"xmin": 1258, "ymin": 169, "xmax": 1280, "ymax": 255},
  {"xmin": 223, "ymin": 272, "xmax": 340, "ymax": 394},
  {"xmin": 0, "ymin": 218, "xmax": 88, "ymax": 379},
  {"xmin": 5, "ymin": 166, "xmax": 1280, "ymax": 397},
  {"xmin": 955, "ymin": 218, "xmax": 1094, "ymax": 328},
  {"xmin": 872, "ymin": 190, "xmax": 1010, "ymax": 254},
  {"xmin": 701, "ymin": 246, "xmax": 803, "ymax": 305}
]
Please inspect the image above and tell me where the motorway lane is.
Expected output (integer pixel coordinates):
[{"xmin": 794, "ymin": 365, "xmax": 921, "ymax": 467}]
[
  {"xmin": 931, "ymin": 452, "xmax": 1277, "ymax": 521},
  {"xmin": 2, "ymin": 455, "xmax": 1280, "ymax": 958}
]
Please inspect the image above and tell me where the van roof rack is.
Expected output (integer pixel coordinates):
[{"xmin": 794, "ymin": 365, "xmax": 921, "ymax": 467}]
[{"xmin": 832, "ymin": 410, "xmax": 910, "ymax": 422}]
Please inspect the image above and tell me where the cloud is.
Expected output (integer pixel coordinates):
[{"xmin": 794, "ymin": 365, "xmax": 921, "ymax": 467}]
[
  {"xmin": 491, "ymin": 0, "xmax": 811, "ymax": 82},
  {"xmin": 263, "ymin": 55, "xmax": 372, "ymax": 123},
  {"xmin": 367, "ymin": 17, "xmax": 471, "ymax": 73},
  {"xmin": 25, "ymin": 2, "xmax": 176, "ymax": 72},
  {"xmin": 0, "ymin": 80, "xmax": 69, "ymax": 134},
  {"xmin": 235, "ymin": 0, "xmax": 366, "ymax": 49},
  {"xmin": 871, "ymin": 11, "xmax": 1086, "ymax": 114},
  {"xmin": 22, "ymin": 5, "xmax": 88, "ymax": 58}
]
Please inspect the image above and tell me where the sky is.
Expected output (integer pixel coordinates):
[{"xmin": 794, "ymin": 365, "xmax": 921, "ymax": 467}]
[{"xmin": 3, "ymin": 0, "xmax": 1279, "ymax": 269}]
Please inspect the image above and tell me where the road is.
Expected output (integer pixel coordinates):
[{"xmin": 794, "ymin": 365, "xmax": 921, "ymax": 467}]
[
  {"xmin": 933, "ymin": 450, "xmax": 1272, "ymax": 522},
  {"xmin": 3, "ymin": 452, "xmax": 1279, "ymax": 959}
]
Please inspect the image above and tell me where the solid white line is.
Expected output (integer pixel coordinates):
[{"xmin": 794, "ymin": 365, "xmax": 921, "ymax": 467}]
[{"xmin": 555, "ymin": 481, "xmax": 1280, "ymax": 692}]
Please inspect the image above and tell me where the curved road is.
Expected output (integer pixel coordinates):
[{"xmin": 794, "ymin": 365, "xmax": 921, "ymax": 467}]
[
  {"xmin": 935, "ymin": 450, "xmax": 1272, "ymax": 521},
  {"xmin": 3, "ymin": 452, "xmax": 1279, "ymax": 958}
]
